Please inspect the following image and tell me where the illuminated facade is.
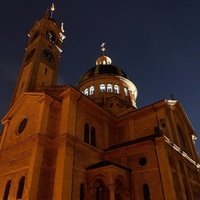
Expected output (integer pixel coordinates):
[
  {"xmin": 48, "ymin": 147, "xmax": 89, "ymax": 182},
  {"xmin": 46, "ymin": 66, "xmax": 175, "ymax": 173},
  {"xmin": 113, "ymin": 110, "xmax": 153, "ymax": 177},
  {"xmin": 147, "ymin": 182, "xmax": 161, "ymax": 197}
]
[{"xmin": 0, "ymin": 8, "xmax": 200, "ymax": 200}]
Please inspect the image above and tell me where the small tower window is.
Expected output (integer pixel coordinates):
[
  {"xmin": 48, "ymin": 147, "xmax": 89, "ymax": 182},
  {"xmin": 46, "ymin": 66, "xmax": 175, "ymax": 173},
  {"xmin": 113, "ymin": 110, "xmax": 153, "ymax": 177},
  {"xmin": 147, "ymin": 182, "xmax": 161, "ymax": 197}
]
[
  {"xmin": 124, "ymin": 88, "xmax": 128, "ymax": 96},
  {"xmin": 84, "ymin": 88, "xmax": 89, "ymax": 96},
  {"xmin": 16, "ymin": 176, "xmax": 25, "ymax": 199},
  {"xmin": 114, "ymin": 85, "xmax": 119, "ymax": 94},
  {"xmin": 3, "ymin": 180, "xmax": 11, "ymax": 200},
  {"xmin": 100, "ymin": 84, "xmax": 106, "ymax": 92},
  {"xmin": 46, "ymin": 31, "xmax": 56, "ymax": 44},
  {"xmin": 143, "ymin": 184, "xmax": 151, "ymax": 200},
  {"xmin": 89, "ymin": 86, "xmax": 95, "ymax": 95},
  {"xmin": 107, "ymin": 84, "xmax": 113, "ymax": 93}
]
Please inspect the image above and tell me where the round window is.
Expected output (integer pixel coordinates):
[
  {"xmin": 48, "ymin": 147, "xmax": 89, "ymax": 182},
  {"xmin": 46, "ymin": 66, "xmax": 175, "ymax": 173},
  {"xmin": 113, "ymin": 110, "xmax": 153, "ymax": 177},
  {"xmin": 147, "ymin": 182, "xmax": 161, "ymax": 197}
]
[
  {"xmin": 139, "ymin": 157, "xmax": 147, "ymax": 166},
  {"xmin": 17, "ymin": 118, "xmax": 28, "ymax": 134}
]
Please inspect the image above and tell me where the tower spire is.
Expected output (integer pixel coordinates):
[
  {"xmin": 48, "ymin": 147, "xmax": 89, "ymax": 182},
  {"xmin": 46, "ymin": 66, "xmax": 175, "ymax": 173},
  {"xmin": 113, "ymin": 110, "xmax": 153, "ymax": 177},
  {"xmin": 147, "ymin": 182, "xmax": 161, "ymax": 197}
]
[{"xmin": 11, "ymin": 5, "xmax": 64, "ymax": 104}]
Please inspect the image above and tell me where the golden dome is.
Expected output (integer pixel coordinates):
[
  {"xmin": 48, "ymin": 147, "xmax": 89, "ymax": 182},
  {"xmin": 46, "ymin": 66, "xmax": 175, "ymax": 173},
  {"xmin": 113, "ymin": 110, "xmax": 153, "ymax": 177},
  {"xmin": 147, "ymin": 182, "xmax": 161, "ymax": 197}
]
[{"xmin": 96, "ymin": 55, "xmax": 112, "ymax": 65}]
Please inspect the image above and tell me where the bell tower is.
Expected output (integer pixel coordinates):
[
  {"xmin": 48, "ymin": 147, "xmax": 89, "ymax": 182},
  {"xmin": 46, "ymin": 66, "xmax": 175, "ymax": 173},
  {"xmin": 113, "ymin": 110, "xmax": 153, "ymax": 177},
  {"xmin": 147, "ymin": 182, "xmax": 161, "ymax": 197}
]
[{"xmin": 12, "ymin": 5, "xmax": 65, "ymax": 104}]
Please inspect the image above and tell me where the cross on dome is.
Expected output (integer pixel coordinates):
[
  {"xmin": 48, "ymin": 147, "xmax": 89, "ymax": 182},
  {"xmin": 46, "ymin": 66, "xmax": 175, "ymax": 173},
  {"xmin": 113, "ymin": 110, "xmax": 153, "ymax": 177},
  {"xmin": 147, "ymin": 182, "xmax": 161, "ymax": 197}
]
[{"xmin": 96, "ymin": 43, "xmax": 112, "ymax": 65}]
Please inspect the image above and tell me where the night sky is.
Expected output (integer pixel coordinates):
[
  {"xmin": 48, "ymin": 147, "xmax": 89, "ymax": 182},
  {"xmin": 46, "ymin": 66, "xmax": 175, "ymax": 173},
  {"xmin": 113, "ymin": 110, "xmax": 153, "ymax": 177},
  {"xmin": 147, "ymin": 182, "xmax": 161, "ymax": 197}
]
[{"xmin": 0, "ymin": 1, "xmax": 200, "ymax": 153}]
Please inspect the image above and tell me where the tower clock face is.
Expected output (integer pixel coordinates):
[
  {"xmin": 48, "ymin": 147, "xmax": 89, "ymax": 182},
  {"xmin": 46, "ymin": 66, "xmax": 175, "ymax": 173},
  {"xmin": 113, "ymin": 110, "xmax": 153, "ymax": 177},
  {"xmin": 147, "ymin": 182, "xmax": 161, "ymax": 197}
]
[{"xmin": 42, "ymin": 49, "xmax": 55, "ymax": 63}]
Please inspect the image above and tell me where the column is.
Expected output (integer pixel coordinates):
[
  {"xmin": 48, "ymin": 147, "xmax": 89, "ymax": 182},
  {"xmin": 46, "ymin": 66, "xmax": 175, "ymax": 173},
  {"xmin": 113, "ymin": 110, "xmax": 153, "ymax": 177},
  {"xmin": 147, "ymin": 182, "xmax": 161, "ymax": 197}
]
[{"xmin": 108, "ymin": 184, "xmax": 116, "ymax": 200}]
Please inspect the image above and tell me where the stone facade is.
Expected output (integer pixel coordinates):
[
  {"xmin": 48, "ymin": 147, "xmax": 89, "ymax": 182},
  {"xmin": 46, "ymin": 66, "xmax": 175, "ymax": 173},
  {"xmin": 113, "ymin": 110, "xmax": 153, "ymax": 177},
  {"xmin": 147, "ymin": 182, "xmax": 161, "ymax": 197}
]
[{"xmin": 0, "ymin": 8, "xmax": 200, "ymax": 200}]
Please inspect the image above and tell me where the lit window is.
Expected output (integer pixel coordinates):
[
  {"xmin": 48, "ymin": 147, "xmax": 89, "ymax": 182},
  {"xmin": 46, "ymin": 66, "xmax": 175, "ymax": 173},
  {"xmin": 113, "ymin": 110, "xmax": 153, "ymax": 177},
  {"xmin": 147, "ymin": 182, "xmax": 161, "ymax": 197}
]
[
  {"xmin": 124, "ymin": 88, "xmax": 128, "ymax": 96},
  {"xmin": 100, "ymin": 84, "xmax": 106, "ymax": 92},
  {"xmin": 84, "ymin": 88, "xmax": 89, "ymax": 96},
  {"xmin": 107, "ymin": 84, "xmax": 113, "ymax": 93},
  {"xmin": 114, "ymin": 85, "xmax": 119, "ymax": 94},
  {"xmin": 89, "ymin": 86, "xmax": 95, "ymax": 95}
]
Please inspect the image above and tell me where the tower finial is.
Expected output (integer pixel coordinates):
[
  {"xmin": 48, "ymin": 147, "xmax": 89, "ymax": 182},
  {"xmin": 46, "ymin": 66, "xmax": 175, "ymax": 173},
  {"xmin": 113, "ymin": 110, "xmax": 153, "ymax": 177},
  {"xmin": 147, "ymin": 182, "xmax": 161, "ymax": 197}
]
[
  {"xmin": 101, "ymin": 42, "xmax": 106, "ymax": 56},
  {"xmin": 50, "ymin": 3, "xmax": 55, "ymax": 18}
]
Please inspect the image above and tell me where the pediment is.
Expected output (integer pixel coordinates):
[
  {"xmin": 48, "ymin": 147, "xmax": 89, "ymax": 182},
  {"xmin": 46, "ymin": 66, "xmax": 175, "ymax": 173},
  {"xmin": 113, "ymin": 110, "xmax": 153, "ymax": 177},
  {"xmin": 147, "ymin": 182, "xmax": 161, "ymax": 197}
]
[
  {"xmin": 167, "ymin": 100, "xmax": 196, "ymax": 136},
  {"xmin": 1, "ymin": 92, "xmax": 49, "ymax": 123}
]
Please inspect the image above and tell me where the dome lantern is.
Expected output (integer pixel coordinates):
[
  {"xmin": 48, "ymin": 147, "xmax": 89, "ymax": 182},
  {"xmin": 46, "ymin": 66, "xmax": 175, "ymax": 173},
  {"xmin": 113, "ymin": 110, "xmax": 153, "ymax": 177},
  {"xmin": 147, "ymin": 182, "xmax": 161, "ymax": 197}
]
[{"xmin": 96, "ymin": 42, "xmax": 112, "ymax": 65}]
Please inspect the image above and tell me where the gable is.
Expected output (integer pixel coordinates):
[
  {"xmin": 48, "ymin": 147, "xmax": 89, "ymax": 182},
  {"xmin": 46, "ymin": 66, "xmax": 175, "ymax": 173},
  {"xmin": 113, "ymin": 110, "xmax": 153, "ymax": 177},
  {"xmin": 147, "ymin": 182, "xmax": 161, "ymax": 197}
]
[{"xmin": 1, "ymin": 92, "xmax": 55, "ymax": 149}]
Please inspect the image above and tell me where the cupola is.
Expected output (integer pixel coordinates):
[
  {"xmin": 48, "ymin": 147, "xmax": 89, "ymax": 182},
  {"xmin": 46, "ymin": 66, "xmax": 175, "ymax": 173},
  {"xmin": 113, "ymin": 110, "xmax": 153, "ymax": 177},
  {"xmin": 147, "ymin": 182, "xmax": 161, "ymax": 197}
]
[{"xmin": 77, "ymin": 44, "xmax": 138, "ymax": 116}]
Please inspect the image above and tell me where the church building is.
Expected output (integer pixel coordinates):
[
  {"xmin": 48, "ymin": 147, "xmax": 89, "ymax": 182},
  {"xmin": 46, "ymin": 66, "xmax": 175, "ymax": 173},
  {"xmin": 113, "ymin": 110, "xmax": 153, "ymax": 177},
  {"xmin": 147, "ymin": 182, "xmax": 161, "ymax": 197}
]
[{"xmin": 0, "ymin": 6, "xmax": 200, "ymax": 200}]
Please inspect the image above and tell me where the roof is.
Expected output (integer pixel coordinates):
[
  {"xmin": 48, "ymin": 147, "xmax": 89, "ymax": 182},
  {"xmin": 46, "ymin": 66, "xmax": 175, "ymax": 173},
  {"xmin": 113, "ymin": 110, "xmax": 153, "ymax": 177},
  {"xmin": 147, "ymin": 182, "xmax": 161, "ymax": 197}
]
[
  {"xmin": 86, "ymin": 160, "xmax": 131, "ymax": 171},
  {"xmin": 77, "ymin": 64, "xmax": 128, "ymax": 84},
  {"xmin": 105, "ymin": 134, "xmax": 158, "ymax": 151}
]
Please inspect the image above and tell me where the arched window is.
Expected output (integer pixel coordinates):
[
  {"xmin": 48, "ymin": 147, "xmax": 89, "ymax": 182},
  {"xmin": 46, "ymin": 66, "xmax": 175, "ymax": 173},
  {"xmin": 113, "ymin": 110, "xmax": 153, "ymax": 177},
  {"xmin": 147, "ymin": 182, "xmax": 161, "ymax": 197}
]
[
  {"xmin": 100, "ymin": 84, "xmax": 106, "ymax": 92},
  {"xmin": 91, "ymin": 127, "xmax": 96, "ymax": 147},
  {"xmin": 16, "ymin": 176, "xmax": 25, "ymax": 199},
  {"xmin": 107, "ymin": 84, "xmax": 113, "ymax": 93},
  {"xmin": 80, "ymin": 183, "xmax": 84, "ymax": 200},
  {"xmin": 143, "ymin": 184, "xmax": 151, "ymax": 200},
  {"xmin": 84, "ymin": 88, "xmax": 89, "ymax": 96},
  {"xmin": 114, "ymin": 85, "xmax": 119, "ymax": 94},
  {"xmin": 84, "ymin": 123, "xmax": 89, "ymax": 144},
  {"xmin": 94, "ymin": 179, "xmax": 109, "ymax": 200},
  {"xmin": 3, "ymin": 180, "xmax": 11, "ymax": 200},
  {"xmin": 46, "ymin": 31, "xmax": 56, "ymax": 44},
  {"xmin": 84, "ymin": 124, "xmax": 96, "ymax": 146},
  {"xmin": 124, "ymin": 88, "xmax": 128, "ymax": 96},
  {"xmin": 89, "ymin": 86, "xmax": 95, "ymax": 95}
]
